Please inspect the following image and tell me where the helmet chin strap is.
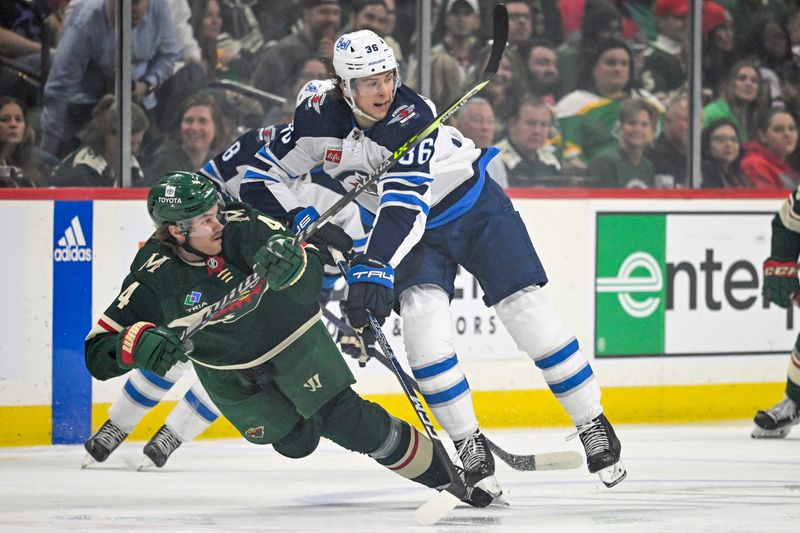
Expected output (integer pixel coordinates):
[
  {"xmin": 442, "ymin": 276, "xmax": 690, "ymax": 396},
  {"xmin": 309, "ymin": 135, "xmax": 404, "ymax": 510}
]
[{"xmin": 179, "ymin": 237, "xmax": 211, "ymax": 261}]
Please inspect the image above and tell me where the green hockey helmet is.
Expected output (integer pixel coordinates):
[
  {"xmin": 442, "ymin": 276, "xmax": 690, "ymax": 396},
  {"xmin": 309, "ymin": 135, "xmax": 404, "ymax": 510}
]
[{"xmin": 147, "ymin": 171, "xmax": 222, "ymax": 232}]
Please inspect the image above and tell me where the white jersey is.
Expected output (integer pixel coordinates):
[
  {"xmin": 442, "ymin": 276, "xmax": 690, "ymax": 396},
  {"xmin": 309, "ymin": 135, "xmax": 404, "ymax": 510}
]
[{"xmin": 240, "ymin": 85, "xmax": 498, "ymax": 267}]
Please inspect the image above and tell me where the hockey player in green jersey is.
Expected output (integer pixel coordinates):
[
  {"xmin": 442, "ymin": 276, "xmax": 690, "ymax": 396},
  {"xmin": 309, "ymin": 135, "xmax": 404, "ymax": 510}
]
[
  {"xmin": 84, "ymin": 171, "xmax": 453, "ymax": 496},
  {"xmin": 754, "ymin": 185, "xmax": 800, "ymax": 438}
]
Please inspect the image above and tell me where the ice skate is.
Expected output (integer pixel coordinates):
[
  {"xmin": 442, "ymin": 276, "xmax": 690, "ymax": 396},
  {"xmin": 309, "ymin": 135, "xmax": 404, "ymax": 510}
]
[
  {"xmin": 139, "ymin": 425, "xmax": 182, "ymax": 470},
  {"xmin": 455, "ymin": 429, "xmax": 502, "ymax": 507},
  {"xmin": 752, "ymin": 397, "xmax": 800, "ymax": 439},
  {"xmin": 571, "ymin": 414, "xmax": 626, "ymax": 488},
  {"xmin": 82, "ymin": 420, "xmax": 129, "ymax": 468}
]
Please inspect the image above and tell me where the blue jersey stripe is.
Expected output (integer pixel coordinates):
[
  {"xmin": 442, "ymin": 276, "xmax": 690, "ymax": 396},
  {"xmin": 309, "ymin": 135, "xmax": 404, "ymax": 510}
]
[
  {"xmin": 124, "ymin": 380, "xmax": 159, "ymax": 408},
  {"xmin": 548, "ymin": 364, "xmax": 594, "ymax": 394},
  {"xmin": 426, "ymin": 147, "xmax": 499, "ymax": 228},
  {"xmin": 422, "ymin": 378, "xmax": 470, "ymax": 406},
  {"xmin": 380, "ymin": 192, "xmax": 430, "ymax": 215},
  {"xmin": 412, "ymin": 354, "xmax": 459, "ymax": 379},
  {"xmin": 535, "ymin": 339, "xmax": 580, "ymax": 370},
  {"xmin": 184, "ymin": 390, "xmax": 219, "ymax": 423}
]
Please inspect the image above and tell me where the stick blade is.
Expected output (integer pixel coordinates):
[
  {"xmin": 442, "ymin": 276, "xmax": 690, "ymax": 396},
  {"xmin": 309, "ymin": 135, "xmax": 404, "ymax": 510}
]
[
  {"xmin": 530, "ymin": 451, "xmax": 584, "ymax": 471},
  {"xmin": 483, "ymin": 4, "xmax": 509, "ymax": 75},
  {"xmin": 414, "ymin": 490, "xmax": 461, "ymax": 526}
]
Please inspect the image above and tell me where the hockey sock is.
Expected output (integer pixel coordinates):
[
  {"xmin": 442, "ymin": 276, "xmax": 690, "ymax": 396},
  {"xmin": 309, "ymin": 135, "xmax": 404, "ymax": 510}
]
[
  {"xmin": 787, "ymin": 340, "xmax": 800, "ymax": 402},
  {"xmin": 320, "ymin": 388, "xmax": 449, "ymax": 488}
]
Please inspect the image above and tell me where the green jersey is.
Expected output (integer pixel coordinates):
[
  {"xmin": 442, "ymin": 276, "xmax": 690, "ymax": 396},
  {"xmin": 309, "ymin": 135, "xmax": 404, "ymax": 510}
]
[{"xmin": 85, "ymin": 202, "xmax": 325, "ymax": 380}]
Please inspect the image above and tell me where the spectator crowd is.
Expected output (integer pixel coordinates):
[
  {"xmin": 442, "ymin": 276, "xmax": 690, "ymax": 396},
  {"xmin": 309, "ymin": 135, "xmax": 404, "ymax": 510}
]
[{"xmin": 3, "ymin": 0, "xmax": 800, "ymax": 190}]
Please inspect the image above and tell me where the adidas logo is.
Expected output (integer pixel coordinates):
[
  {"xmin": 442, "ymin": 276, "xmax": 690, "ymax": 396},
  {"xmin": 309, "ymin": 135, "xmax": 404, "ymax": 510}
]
[{"xmin": 54, "ymin": 216, "xmax": 92, "ymax": 262}]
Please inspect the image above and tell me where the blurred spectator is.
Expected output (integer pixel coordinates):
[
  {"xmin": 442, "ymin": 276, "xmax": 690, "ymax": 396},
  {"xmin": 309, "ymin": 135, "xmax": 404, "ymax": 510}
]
[
  {"xmin": 556, "ymin": 39, "xmax": 664, "ymax": 170},
  {"xmin": 264, "ymin": 56, "xmax": 330, "ymax": 125},
  {"xmin": 50, "ymin": 95, "xmax": 149, "ymax": 187},
  {"xmin": 380, "ymin": 0, "xmax": 404, "ymax": 72},
  {"xmin": 701, "ymin": 1, "xmax": 734, "ymax": 99},
  {"xmin": 641, "ymin": 0, "xmax": 688, "ymax": 95},
  {"xmin": 555, "ymin": 0, "xmax": 622, "ymax": 98},
  {"xmin": 516, "ymin": 37, "xmax": 559, "ymax": 105},
  {"xmin": 646, "ymin": 93, "xmax": 688, "ymax": 187},
  {"xmin": 788, "ymin": 8, "xmax": 800, "ymax": 58},
  {"xmin": 720, "ymin": 0, "xmax": 788, "ymax": 51},
  {"xmin": 0, "ymin": 96, "xmax": 53, "ymax": 187},
  {"xmin": 742, "ymin": 14, "xmax": 793, "ymax": 100},
  {"xmin": 190, "ymin": 0, "xmax": 227, "ymax": 75},
  {"xmin": 41, "ymin": 0, "xmax": 180, "ymax": 159},
  {"xmin": 343, "ymin": 0, "xmax": 389, "ymax": 34},
  {"xmin": 144, "ymin": 93, "xmax": 223, "ymax": 182},
  {"xmin": 740, "ymin": 106, "xmax": 799, "ymax": 189},
  {"xmin": 450, "ymin": 97, "xmax": 507, "ymax": 186},
  {"xmin": 168, "ymin": 0, "xmax": 201, "ymax": 64},
  {"xmin": 703, "ymin": 60, "xmax": 769, "ymax": 142},
  {"xmin": 408, "ymin": 0, "xmax": 486, "ymax": 112},
  {"xmin": 470, "ymin": 48, "xmax": 528, "ymax": 130},
  {"xmin": 588, "ymin": 98, "xmax": 658, "ymax": 188},
  {"xmin": 506, "ymin": 0, "xmax": 535, "ymax": 47},
  {"xmin": 250, "ymin": 0, "xmax": 341, "ymax": 96},
  {"xmin": 0, "ymin": 0, "xmax": 65, "ymax": 106},
  {"xmin": 700, "ymin": 118, "xmax": 750, "ymax": 188},
  {"xmin": 495, "ymin": 94, "xmax": 561, "ymax": 187}
]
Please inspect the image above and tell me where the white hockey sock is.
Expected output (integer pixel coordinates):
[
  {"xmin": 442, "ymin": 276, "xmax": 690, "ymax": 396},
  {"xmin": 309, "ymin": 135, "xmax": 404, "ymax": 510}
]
[
  {"xmin": 109, "ymin": 367, "xmax": 182, "ymax": 433},
  {"xmin": 164, "ymin": 380, "xmax": 221, "ymax": 442},
  {"xmin": 401, "ymin": 284, "xmax": 479, "ymax": 441},
  {"xmin": 495, "ymin": 285, "xmax": 602, "ymax": 425}
]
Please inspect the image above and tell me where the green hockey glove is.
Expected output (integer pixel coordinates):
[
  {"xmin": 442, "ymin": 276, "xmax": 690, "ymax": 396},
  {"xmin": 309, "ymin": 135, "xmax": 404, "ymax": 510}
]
[
  {"xmin": 763, "ymin": 258, "xmax": 800, "ymax": 308},
  {"xmin": 117, "ymin": 322, "xmax": 188, "ymax": 376},
  {"xmin": 253, "ymin": 234, "xmax": 308, "ymax": 290}
]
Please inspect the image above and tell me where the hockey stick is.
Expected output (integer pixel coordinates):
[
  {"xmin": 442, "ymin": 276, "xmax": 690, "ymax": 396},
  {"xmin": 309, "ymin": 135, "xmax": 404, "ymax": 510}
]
[
  {"xmin": 321, "ymin": 304, "xmax": 582, "ymax": 472},
  {"xmin": 179, "ymin": 4, "xmax": 509, "ymax": 345}
]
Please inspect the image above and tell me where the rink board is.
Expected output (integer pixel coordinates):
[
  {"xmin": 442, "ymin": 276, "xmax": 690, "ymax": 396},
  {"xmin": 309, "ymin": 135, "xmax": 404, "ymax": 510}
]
[{"xmin": 0, "ymin": 188, "xmax": 792, "ymax": 445}]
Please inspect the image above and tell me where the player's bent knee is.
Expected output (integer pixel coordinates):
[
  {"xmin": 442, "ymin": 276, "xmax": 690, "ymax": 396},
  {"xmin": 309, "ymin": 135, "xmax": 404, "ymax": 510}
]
[
  {"xmin": 272, "ymin": 417, "xmax": 322, "ymax": 458},
  {"xmin": 400, "ymin": 285, "xmax": 455, "ymax": 364},
  {"xmin": 495, "ymin": 285, "xmax": 574, "ymax": 358}
]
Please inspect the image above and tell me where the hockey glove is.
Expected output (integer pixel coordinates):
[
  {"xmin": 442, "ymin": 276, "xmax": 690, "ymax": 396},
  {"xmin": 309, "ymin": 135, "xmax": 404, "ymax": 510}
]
[
  {"xmin": 288, "ymin": 206, "xmax": 353, "ymax": 265},
  {"xmin": 344, "ymin": 254, "xmax": 394, "ymax": 328},
  {"xmin": 336, "ymin": 302, "xmax": 379, "ymax": 366},
  {"xmin": 253, "ymin": 234, "xmax": 308, "ymax": 290},
  {"xmin": 763, "ymin": 258, "xmax": 800, "ymax": 308},
  {"xmin": 117, "ymin": 322, "xmax": 187, "ymax": 376}
]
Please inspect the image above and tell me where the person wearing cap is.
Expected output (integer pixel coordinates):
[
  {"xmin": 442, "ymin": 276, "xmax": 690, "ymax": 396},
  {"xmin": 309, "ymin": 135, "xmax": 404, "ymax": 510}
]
[
  {"xmin": 250, "ymin": 0, "xmax": 342, "ymax": 96},
  {"xmin": 640, "ymin": 0, "xmax": 689, "ymax": 95},
  {"xmin": 702, "ymin": 1, "xmax": 735, "ymax": 98}
]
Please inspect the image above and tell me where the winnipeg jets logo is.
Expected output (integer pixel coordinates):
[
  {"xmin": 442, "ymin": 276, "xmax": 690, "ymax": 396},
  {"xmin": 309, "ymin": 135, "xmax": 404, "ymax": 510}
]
[
  {"xmin": 388, "ymin": 104, "xmax": 416, "ymax": 126},
  {"xmin": 342, "ymin": 173, "xmax": 378, "ymax": 196},
  {"xmin": 303, "ymin": 373, "xmax": 322, "ymax": 392},
  {"xmin": 306, "ymin": 93, "xmax": 327, "ymax": 114}
]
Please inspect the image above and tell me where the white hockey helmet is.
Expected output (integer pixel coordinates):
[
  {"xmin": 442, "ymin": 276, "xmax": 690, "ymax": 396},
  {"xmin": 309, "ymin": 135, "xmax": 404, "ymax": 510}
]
[
  {"xmin": 295, "ymin": 78, "xmax": 337, "ymax": 108},
  {"xmin": 332, "ymin": 30, "xmax": 400, "ymax": 121}
]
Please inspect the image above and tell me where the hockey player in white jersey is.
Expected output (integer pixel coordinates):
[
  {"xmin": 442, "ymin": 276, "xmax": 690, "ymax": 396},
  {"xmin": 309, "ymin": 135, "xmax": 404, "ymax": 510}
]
[{"xmin": 238, "ymin": 29, "xmax": 627, "ymax": 504}]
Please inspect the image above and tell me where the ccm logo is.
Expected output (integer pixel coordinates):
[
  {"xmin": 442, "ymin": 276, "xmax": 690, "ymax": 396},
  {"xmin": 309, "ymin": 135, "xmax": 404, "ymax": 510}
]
[{"xmin": 765, "ymin": 265, "xmax": 798, "ymax": 276}]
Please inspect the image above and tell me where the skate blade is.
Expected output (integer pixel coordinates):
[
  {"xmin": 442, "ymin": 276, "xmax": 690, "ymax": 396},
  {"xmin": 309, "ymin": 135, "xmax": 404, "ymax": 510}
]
[
  {"xmin": 137, "ymin": 456, "xmax": 157, "ymax": 471},
  {"xmin": 598, "ymin": 460, "xmax": 627, "ymax": 488},
  {"xmin": 751, "ymin": 426, "xmax": 792, "ymax": 439},
  {"xmin": 414, "ymin": 490, "xmax": 461, "ymax": 526},
  {"xmin": 81, "ymin": 454, "xmax": 96, "ymax": 469}
]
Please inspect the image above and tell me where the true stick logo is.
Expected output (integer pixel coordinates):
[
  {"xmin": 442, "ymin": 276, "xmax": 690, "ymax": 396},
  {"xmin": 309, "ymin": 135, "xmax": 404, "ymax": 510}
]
[{"xmin": 54, "ymin": 215, "xmax": 92, "ymax": 262}]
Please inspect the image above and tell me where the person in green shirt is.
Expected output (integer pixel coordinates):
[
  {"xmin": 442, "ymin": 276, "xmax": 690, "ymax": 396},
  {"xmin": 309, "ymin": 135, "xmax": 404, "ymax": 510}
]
[
  {"xmin": 83, "ymin": 171, "xmax": 468, "ymax": 505},
  {"xmin": 703, "ymin": 60, "xmax": 769, "ymax": 142},
  {"xmin": 588, "ymin": 98, "xmax": 657, "ymax": 188}
]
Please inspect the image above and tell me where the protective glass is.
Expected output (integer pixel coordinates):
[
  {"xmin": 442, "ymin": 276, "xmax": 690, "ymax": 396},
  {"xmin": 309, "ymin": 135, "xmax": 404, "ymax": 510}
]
[{"xmin": 176, "ymin": 201, "xmax": 227, "ymax": 237}]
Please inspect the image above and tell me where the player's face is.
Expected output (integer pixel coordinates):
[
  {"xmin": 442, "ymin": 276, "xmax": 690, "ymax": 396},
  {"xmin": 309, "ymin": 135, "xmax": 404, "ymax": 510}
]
[
  {"xmin": 352, "ymin": 70, "xmax": 397, "ymax": 120},
  {"xmin": 185, "ymin": 205, "xmax": 226, "ymax": 256}
]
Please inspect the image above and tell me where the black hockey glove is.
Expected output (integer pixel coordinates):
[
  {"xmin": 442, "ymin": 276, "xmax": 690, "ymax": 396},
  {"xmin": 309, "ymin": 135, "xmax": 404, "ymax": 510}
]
[
  {"xmin": 344, "ymin": 254, "xmax": 394, "ymax": 329},
  {"xmin": 288, "ymin": 206, "xmax": 353, "ymax": 265},
  {"xmin": 117, "ymin": 322, "xmax": 188, "ymax": 376},
  {"xmin": 336, "ymin": 302, "xmax": 380, "ymax": 366},
  {"xmin": 763, "ymin": 258, "xmax": 800, "ymax": 308}
]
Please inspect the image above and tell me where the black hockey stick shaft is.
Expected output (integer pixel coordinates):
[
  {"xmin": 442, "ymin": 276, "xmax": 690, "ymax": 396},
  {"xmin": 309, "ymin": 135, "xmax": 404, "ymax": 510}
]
[
  {"xmin": 321, "ymin": 303, "xmax": 580, "ymax": 472},
  {"xmin": 180, "ymin": 4, "xmax": 508, "ymax": 345}
]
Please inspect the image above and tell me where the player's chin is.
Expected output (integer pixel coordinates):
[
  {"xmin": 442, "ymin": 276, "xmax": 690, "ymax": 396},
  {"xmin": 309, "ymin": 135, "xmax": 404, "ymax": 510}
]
[{"xmin": 372, "ymin": 102, "xmax": 391, "ymax": 119}]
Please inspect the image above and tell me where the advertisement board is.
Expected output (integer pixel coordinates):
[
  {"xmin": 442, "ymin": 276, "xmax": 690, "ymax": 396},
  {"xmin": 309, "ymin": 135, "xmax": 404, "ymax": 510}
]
[{"xmin": 595, "ymin": 211, "xmax": 797, "ymax": 357}]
